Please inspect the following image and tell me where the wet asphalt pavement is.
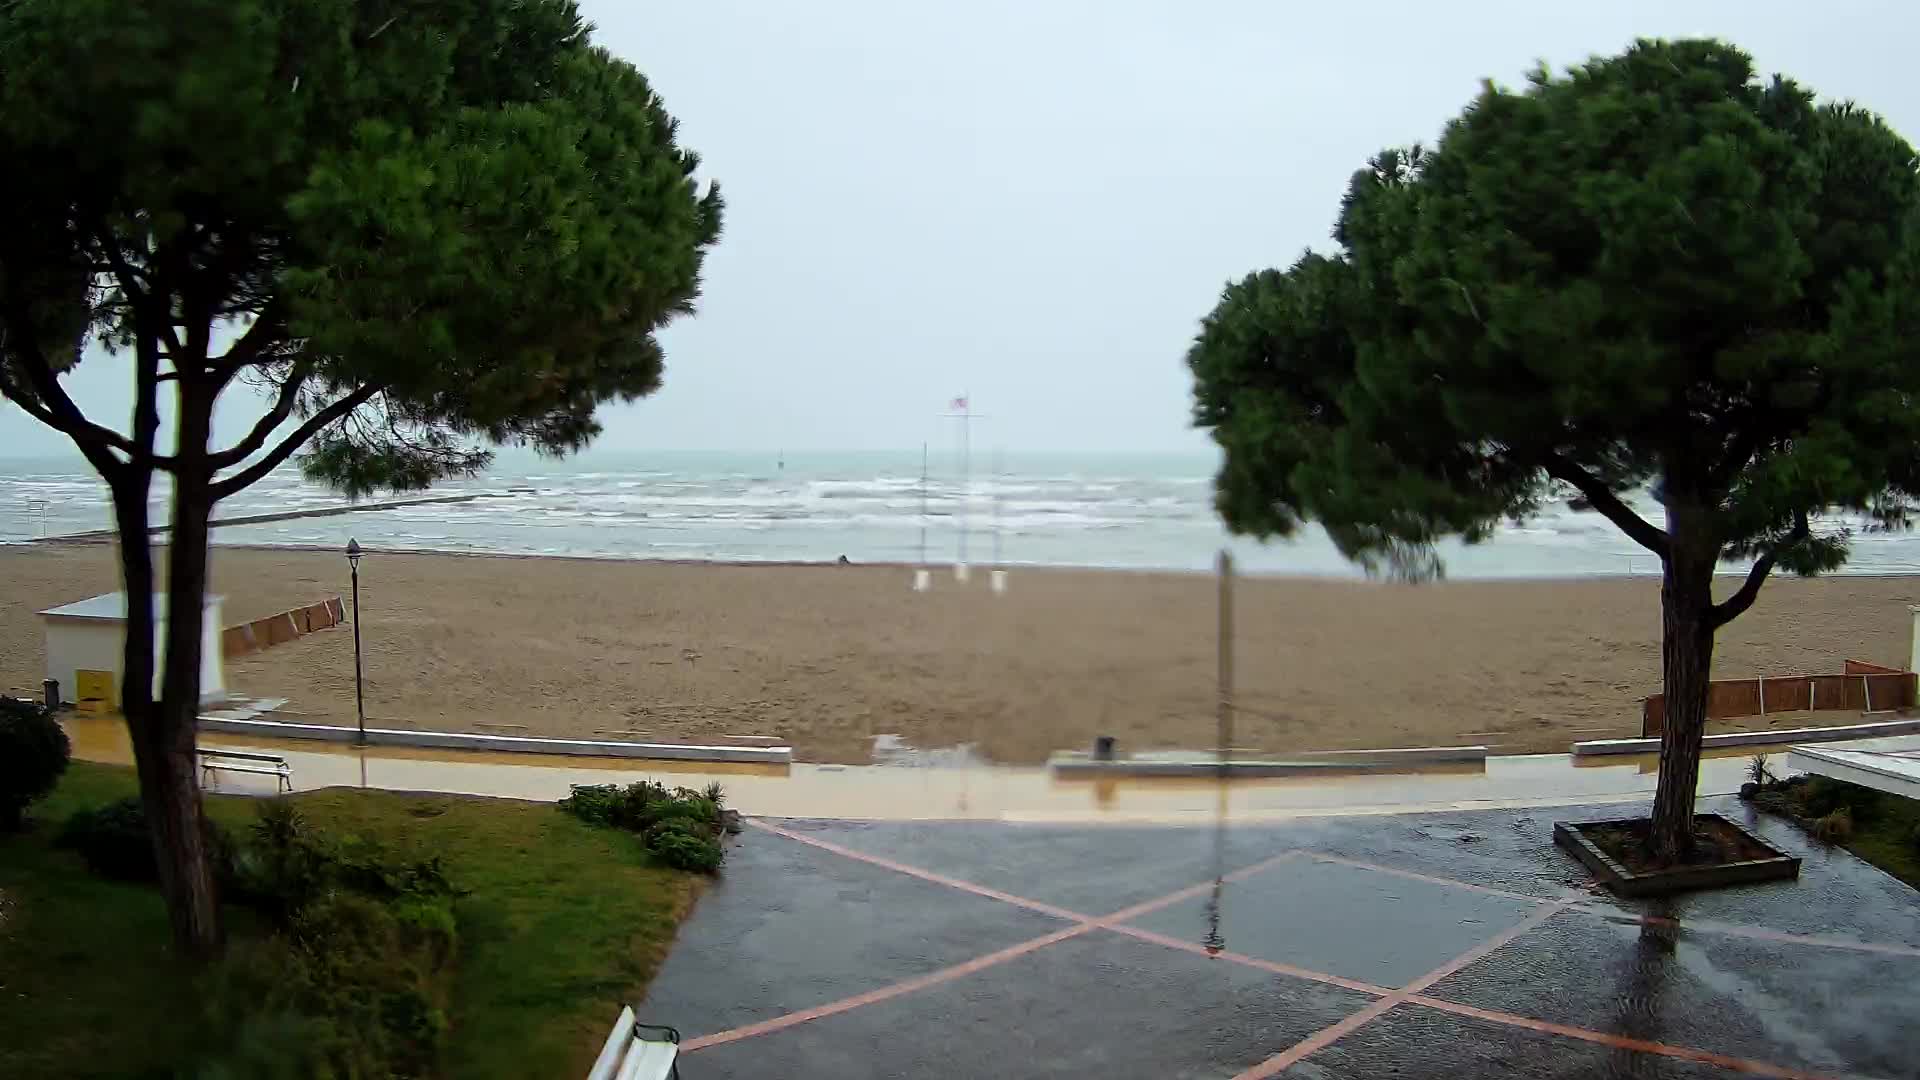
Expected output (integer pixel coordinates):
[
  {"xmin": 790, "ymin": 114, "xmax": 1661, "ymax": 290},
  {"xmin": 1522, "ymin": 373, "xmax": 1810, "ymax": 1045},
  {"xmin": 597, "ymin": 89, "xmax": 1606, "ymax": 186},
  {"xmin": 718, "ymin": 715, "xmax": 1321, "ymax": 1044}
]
[{"xmin": 640, "ymin": 796, "xmax": 1920, "ymax": 1078}]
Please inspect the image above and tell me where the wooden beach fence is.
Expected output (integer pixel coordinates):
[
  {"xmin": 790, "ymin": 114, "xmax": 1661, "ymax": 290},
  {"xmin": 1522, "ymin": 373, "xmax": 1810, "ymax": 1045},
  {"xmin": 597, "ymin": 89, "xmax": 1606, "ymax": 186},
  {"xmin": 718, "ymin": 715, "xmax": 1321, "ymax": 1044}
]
[
  {"xmin": 1640, "ymin": 659, "xmax": 1916, "ymax": 738},
  {"xmin": 221, "ymin": 597, "xmax": 346, "ymax": 659}
]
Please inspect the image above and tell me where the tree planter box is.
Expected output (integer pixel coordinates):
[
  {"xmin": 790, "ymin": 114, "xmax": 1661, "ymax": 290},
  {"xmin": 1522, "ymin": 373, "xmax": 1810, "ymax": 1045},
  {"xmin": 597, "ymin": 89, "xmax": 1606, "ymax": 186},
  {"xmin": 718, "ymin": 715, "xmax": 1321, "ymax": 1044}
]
[{"xmin": 1554, "ymin": 815, "xmax": 1801, "ymax": 897}]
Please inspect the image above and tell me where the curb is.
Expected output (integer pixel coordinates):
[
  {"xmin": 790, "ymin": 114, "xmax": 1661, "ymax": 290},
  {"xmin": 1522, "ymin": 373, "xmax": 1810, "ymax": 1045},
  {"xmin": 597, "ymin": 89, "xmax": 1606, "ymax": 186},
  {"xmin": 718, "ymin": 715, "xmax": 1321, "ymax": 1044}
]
[
  {"xmin": 196, "ymin": 715, "xmax": 793, "ymax": 765},
  {"xmin": 1571, "ymin": 717, "xmax": 1920, "ymax": 756}
]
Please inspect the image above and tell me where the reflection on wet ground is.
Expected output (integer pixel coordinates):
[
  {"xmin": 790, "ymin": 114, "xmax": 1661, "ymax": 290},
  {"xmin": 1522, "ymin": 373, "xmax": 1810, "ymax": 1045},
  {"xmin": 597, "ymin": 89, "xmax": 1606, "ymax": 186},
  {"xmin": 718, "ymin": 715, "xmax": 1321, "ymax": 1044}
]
[
  {"xmin": 646, "ymin": 797, "xmax": 1920, "ymax": 1079},
  {"xmin": 62, "ymin": 714, "xmax": 1920, "ymax": 1075}
]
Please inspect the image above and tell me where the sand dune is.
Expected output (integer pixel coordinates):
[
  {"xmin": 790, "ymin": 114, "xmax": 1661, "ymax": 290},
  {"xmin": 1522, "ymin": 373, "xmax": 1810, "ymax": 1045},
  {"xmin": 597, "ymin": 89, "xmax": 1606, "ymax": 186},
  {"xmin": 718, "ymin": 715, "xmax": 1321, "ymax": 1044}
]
[{"xmin": 4, "ymin": 543, "xmax": 1916, "ymax": 763}]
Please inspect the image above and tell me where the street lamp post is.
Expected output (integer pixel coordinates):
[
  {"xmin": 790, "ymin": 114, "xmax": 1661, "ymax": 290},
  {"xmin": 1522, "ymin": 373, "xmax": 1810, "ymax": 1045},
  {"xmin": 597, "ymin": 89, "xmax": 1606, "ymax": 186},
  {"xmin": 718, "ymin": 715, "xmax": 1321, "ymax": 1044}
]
[{"xmin": 346, "ymin": 538, "xmax": 366, "ymax": 745}]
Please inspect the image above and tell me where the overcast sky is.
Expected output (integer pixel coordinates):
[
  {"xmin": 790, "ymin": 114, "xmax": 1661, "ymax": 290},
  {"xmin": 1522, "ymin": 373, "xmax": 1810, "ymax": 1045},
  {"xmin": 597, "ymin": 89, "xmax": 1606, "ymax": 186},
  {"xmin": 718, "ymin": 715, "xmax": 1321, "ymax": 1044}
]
[{"xmin": 5, "ymin": 0, "xmax": 1911, "ymax": 460}]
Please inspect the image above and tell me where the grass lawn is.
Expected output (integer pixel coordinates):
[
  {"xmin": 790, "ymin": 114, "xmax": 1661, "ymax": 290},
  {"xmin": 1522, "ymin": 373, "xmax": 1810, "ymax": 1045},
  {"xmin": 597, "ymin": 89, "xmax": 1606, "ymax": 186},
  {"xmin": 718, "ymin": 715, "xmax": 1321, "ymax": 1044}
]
[
  {"xmin": 1749, "ymin": 771, "xmax": 1920, "ymax": 889},
  {"xmin": 0, "ymin": 762, "xmax": 704, "ymax": 1079},
  {"xmin": 1838, "ymin": 795, "xmax": 1920, "ymax": 889}
]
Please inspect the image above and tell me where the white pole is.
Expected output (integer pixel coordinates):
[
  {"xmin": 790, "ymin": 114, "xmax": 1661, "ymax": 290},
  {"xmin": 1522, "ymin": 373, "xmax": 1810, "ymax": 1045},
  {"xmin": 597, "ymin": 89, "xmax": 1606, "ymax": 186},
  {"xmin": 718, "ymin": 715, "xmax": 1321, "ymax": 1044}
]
[
  {"xmin": 913, "ymin": 442, "xmax": 930, "ymax": 592},
  {"xmin": 990, "ymin": 445, "xmax": 1007, "ymax": 594},
  {"xmin": 956, "ymin": 393, "xmax": 970, "ymax": 578}
]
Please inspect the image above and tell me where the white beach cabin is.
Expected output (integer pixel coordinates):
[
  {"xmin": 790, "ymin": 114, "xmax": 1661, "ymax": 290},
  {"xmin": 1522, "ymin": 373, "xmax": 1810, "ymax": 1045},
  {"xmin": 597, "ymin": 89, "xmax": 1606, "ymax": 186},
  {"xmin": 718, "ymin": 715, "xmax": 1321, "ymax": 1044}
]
[{"xmin": 38, "ymin": 592, "xmax": 227, "ymax": 707}]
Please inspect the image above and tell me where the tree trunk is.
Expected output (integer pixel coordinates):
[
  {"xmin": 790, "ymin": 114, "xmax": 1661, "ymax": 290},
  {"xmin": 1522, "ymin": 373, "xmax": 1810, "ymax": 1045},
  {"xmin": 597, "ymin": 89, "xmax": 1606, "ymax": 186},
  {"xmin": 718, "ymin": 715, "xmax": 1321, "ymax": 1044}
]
[
  {"xmin": 150, "ymin": 384, "xmax": 224, "ymax": 956},
  {"xmin": 1649, "ymin": 512, "xmax": 1718, "ymax": 863},
  {"xmin": 110, "ymin": 467, "xmax": 220, "ymax": 954}
]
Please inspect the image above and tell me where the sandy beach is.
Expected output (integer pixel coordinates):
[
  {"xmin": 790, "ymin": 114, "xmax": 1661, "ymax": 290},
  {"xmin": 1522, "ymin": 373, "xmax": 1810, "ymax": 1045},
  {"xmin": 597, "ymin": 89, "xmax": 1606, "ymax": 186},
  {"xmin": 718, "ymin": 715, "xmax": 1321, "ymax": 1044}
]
[{"xmin": 4, "ymin": 543, "xmax": 1917, "ymax": 764}]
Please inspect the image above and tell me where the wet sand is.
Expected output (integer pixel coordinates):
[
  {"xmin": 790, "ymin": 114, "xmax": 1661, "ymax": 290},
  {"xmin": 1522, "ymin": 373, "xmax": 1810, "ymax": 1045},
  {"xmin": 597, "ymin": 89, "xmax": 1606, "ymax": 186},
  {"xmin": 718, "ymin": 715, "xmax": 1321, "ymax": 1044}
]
[{"xmin": 4, "ymin": 543, "xmax": 1917, "ymax": 763}]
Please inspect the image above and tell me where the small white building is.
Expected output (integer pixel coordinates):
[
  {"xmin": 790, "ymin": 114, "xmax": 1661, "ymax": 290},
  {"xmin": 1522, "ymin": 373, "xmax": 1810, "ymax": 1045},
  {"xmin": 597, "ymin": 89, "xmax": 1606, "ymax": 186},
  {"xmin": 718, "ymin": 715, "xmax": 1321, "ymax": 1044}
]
[{"xmin": 38, "ymin": 592, "xmax": 226, "ymax": 707}]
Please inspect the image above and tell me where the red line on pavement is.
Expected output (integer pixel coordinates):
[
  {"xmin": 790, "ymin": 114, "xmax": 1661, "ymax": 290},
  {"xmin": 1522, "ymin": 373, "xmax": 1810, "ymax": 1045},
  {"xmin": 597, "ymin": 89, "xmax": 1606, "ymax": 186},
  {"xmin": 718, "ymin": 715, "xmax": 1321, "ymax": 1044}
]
[
  {"xmin": 1110, "ymin": 923, "xmax": 1395, "ymax": 997},
  {"xmin": 1403, "ymin": 901, "xmax": 1572, "ymax": 994},
  {"xmin": 1405, "ymin": 997, "xmax": 1845, "ymax": 1080},
  {"xmin": 722, "ymin": 820, "xmax": 1880, "ymax": 1079},
  {"xmin": 693, "ymin": 824, "xmax": 1306, "ymax": 1053},
  {"xmin": 745, "ymin": 819, "xmax": 1088, "ymax": 922},
  {"xmin": 681, "ymin": 924, "xmax": 1093, "ymax": 1052},
  {"xmin": 1229, "ymin": 998, "xmax": 1400, "ymax": 1079},
  {"xmin": 1227, "ymin": 901, "xmax": 1572, "ymax": 1080},
  {"xmin": 1095, "ymin": 850, "xmax": 1300, "ymax": 925}
]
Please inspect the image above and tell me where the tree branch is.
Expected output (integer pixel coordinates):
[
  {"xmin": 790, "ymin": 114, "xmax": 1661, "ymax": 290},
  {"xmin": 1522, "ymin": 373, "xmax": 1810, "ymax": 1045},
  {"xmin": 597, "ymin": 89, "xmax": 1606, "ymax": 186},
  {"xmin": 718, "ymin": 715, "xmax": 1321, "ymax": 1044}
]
[
  {"xmin": 210, "ymin": 384, "xmax": 377, "ymax": 499},
  {"xmin": 207, "ymin": 360, "xmax": 313, "ymax": 468},
  {"xmin": 1543, "ymin": 453, "xmax": 1670, "ymax": 557},
  {"xmin": 93, "ymin": 228, "xmax": 184, "ymax": 357},
  {"xmin": 1710, "ymin": 511, "xmax": 1809, "ymax": 629},
  {"xmin": 0, "ymin": 294, "xmax": 139, "ymax": 469},
  {"xmin": 206, "ymin": 297, "xmax": 287, "ymax": 379}
]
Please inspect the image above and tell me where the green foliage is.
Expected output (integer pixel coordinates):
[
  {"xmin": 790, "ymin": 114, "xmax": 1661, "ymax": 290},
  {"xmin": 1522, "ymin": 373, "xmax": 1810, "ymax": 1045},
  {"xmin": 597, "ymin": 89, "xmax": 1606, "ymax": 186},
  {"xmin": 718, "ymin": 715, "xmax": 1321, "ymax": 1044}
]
[
  {"xmin": 46, "ymin": 793, "xmax": 457, "ymax": 1075},
  {"xmin": 5, "ymin": 764, "xmax": 701, "ymax": 1079},
  {"xmin": 230, "ymin": 801, "xmax": 454, "ymax": 925},
  {"xmin": 203, "ymin": 802, "xmax": 458, "ymax": 1077},
  {"xmin": 1813, "ymin": 806, "xmax": 1855, "ymax": 844},
  {"xmin": 0, "ymin": 695, "xmax": 69, "ymax": 830},
  {"xmin": 1, "ymin": 0, "xmax": 723, "ymax": 960},
  {"xmin": 1189, "ymin": 38, "xmax": 1920, "ymax": 583},
  {"xmin": 644, "ymin": 819, "xmax": 724, "ymax": 873},
  {"xmin": 559, "ymin": 782, "xmax": 726, "ymax": 873},
  {"xmin": 1190, "ymin": 37, "xmax": 1920, "ymax": 854},
  {"xmin": 58, "ymin": 797, "xmax": 155, "ymax": 880},
  {"xmin": 0, "ymin": 0, "xmax": 724, "ymax": 490},
  {"xmin": 196, "ymin": 893, "xmax": 453, "ymax": 1080},
  {"xmin": 58, "ymin": 796, "xmax": 237, "ymax": 884}
]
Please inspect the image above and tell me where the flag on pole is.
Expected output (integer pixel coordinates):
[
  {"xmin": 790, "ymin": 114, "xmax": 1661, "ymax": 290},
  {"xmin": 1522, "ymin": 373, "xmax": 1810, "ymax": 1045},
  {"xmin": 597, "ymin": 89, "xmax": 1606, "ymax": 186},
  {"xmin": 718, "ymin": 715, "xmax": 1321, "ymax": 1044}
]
[{"xmin": 950, "ymin": 395, "xmax": 969, "ymax": 411}]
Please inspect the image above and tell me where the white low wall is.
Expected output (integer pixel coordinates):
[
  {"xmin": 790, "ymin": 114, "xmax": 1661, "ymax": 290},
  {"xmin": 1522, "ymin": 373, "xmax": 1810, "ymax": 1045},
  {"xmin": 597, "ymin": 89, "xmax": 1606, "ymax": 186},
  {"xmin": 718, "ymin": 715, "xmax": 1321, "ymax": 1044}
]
[
  {"xmin": 1787, "ymin": 745, "xmax": 1920, "ymax": 800},
  {"xmin": 196, "ymin": 716, "xmax": 793, "ymax": 765},
  {"xmin": 1572, "ymin": 717, "xmax": 1920, "ymax": 756},
  {"xmin": 1048, "ymin": 744, "xmax": 1488, "ymax": 777}
]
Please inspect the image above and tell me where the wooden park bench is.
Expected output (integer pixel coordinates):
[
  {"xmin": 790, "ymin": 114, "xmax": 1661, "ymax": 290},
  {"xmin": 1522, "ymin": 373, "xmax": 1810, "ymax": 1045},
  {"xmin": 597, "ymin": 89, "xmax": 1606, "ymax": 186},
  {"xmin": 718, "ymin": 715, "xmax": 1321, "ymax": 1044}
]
[
  {"xmin": 588, "ymin": 1005, "xmax": 680, "ymax": 1080},
  {"xmin": 197, "ymin": 748, "xmax": 293, "ymax": 794}
]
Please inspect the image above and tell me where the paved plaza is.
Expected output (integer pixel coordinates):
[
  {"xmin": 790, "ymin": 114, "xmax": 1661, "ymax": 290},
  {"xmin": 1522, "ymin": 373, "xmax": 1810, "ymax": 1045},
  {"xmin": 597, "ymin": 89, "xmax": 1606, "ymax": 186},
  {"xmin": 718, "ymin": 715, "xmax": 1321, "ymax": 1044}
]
[{"xmin": 642, "ymin": 796, "xmax": 1920, "ymax": 1078}]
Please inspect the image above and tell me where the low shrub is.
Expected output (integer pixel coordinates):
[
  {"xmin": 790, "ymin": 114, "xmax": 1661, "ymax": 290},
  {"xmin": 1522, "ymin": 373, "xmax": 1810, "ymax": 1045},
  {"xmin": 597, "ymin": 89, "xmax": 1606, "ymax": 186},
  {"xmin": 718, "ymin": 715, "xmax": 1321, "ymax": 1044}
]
[
  {"xmin": 1813, "ymin": 806, "xmax": 1855, "ymax": 844},
  {"xmin": 58, "ymin": 796, "xmax": 237, "ymax": 884},
  {"xmin": 0, "ymin": 695, "xmax": 70, "ymax": 831},
  {"xmin": 555, "ymin": 782, "xmax": 624, "ymax": 828},
  {"xmin": 59, "ymin": 797, "xmax": 155, "ymax": 879},
  {"xmin": 560, "ymin": 781, "xmax": 727, "ymax": 873},
  {"xmin": 194, "ymin": 806, "xmax": 461, "ymax": 1079},
  {"xmin": 196, "ymin": 892, "xmax": 454, "ymax": 1079},
  {"xmin": 645, "ymin": 819, "xmax": 724, "ymax": 873},
  {"xmin": 231, "ymin": 802, "xmax": 454, "ymax": 925}
]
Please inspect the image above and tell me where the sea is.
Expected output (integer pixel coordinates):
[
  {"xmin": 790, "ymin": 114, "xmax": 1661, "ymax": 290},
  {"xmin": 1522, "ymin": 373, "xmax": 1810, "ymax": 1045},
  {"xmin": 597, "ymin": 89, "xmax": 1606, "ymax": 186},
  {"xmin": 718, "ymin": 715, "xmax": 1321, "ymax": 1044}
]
[{"xmin": 5, "ymin": 449, "xmax": 1920, "ymax": 578}]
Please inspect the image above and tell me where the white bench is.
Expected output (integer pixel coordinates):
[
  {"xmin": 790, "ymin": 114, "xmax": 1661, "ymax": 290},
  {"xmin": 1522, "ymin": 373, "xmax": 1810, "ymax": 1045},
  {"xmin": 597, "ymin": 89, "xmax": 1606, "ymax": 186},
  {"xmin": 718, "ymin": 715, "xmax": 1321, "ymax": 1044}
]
[
  {"xmin": 588, "ymin": 1005, "xmax": 680, "ymax": 1080},
  {"xmin": 197, "ymin": 748, "xmax": 293, "ymax": 793}
]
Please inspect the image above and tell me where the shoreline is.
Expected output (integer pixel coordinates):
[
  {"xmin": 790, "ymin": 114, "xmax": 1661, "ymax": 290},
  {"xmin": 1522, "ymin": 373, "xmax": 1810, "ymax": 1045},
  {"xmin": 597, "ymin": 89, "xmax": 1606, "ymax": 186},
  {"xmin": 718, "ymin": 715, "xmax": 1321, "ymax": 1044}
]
[{"xmin": 31, "ymin": 533, "xmax": 1912, "ymax": 584}]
